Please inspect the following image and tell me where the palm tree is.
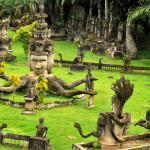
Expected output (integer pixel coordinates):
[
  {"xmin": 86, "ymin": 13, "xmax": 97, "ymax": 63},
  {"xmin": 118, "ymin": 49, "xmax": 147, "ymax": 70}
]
[
  {"xmin": 126, "ymin": 0, "xmax": 150, "ymax": 56},
  {"xmin": 127, "ymin": 0, "xmax": 150, "ymax": 25},
  {"xmin": 3, "ymin": 0, "xmax": 22, "ymax": 22}
]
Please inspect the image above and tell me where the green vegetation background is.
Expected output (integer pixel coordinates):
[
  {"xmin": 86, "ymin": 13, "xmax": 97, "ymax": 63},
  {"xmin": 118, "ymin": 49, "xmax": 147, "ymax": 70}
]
[{"xmin": 0, "ymin": 29, "xmax": 150, "ymax": 149}]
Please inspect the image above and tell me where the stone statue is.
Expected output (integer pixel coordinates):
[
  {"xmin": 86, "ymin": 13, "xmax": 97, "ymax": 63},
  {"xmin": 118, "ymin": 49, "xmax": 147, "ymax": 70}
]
[
  {"xmin": 135, "ymin": 109, "xmax": 150, "ymax": 129},
  {"xmin": 74, "ymin": 76, "xmax": 133, "ymax": 149},
  {"xmin": 36, "ymin": 117, "xmax": 48, "ymax": 138},
  {"xmin": 0, "ymin": 1, "xmax": 98, "ymax": 99},
  {"xmin": 122, "ymin": 56, "xmax": 131, "ymax": 72},
  {"xmin": 0, "ymin": 17, "xmax": 15, "ymax": 62},
  {"xmin": 85, "ymin": 64, "xmax": 93, "ymax": 91},
  {"xmin": 0, "ymin": 51, "xmax": 98, "ymax": 98},
  {"xmin": 77, "ymin": 45, "xmax": 86, "ymax": 63}
]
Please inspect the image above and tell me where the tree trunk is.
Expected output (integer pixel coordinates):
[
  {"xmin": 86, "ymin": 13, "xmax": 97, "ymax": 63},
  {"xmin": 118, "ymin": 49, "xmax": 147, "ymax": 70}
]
[
  {"xmin": 125, "ymin": 24, "xmax": 138, "ymax": 59},
  {"xmin": 117, "ymin": 22, "xmax": 124, "ymax": 42},
  {"xmin": 104, "ymin": 0, "xmax": 108, "ymax": 39}
]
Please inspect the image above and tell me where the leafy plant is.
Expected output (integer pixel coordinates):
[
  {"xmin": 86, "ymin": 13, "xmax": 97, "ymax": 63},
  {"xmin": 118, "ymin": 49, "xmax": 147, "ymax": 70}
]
[
  {"xmin": 9, "ymin": 72, "xmax": 21, "ymax": 87},
  {"xmin": 0, "ymin": 61, "xmax": 6, "ymax": 73},
  {"xmin": 93, "ymin": 138, "xmax": 101, "ymax": 149},
  {"xmin": 35, "ymin": 74, "xmax": 48, "ymax": 103},
  {"xmin": 13, "ymin": 21, "xmax": 36, "ymax": 55}
]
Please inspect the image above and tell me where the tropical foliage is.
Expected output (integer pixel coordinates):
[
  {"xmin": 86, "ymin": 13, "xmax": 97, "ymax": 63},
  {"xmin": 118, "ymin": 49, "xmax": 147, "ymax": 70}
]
[
  {"xmin": 127, "ymin": 0, "xmax": 150, "ymax": 24},
  {"xmin": 13, "ymin": 21, "xmax": 36, "ymax": 55}
]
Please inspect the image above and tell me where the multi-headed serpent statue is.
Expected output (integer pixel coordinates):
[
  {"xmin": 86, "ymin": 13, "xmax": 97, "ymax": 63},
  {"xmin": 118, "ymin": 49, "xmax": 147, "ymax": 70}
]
[{"xmin": 74, "ymin": 76, "xmax": 134, "ymax": 149}]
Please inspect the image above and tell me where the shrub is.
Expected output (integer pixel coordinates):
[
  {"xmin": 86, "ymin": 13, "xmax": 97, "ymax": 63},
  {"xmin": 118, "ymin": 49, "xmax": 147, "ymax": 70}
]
[{"xmin": 13, "ymin": 21, "xmax": 36, "ymax": 55}]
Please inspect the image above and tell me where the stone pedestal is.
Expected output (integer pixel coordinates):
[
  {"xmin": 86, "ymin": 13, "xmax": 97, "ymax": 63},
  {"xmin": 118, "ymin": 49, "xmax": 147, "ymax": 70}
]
[
  {"xmin": 29, "ymin": 136, "xmax": 51, "ymax": 150},
  {"xmin": 88, "ymin": 95, "xmax": 94, "ymax": 107},
  {"xmin": 21, "ymin": 98, "xmax": 36, "ymax": 114}
]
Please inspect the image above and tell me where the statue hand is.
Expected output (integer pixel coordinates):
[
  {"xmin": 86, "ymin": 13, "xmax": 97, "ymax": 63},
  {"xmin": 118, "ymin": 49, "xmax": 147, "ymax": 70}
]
[{"xmin": 74, "ymin": 122, "xmax": 81, "ymax": 129}]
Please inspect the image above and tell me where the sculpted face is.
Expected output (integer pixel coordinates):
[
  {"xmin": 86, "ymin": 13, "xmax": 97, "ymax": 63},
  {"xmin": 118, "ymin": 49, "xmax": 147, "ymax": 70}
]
[
  {"xmin": 31, "ymin": 55, "xmax": 47, "ymax": 75},
  {"xmin": 2, "ymin": 30, "xmax": 7, "ymax": 36}
]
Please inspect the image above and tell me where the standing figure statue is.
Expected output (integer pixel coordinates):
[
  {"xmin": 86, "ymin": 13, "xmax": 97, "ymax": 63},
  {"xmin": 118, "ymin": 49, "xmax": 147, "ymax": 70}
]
[
  {"xmin": 0, "ymin": 17, "xmax": 15, "ymax": 63},
  {"xmin": 85, "ymin": 64, "xmax": 93, "ymax": 91},
  {"xmin": 77, "ymin": 45, "xmax": 86, "ymax": 63},
  {"xmin": 74, "ymin": 76, "xmax": 134, "ymax": 149},
  {"xmin": 36, "ymin": 117, "xmax": 48, "ymax": 138}
]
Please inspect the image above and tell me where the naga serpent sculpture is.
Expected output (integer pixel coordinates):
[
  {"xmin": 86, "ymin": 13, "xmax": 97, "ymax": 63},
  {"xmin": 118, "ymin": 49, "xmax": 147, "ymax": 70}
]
[{"xmin": 74, "ymin": 76, "xmax": 134, "ymax": 146}]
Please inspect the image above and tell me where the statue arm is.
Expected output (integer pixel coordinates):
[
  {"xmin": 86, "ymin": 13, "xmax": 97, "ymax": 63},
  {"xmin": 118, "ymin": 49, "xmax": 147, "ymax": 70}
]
[
  {"xmin": 0, "ymin": 72, "xmax": 10, "ymax": 81},
  {"xmin": 0, "ymin": 76, "xmax": 28, "ymax": 93},
  {"xmin": 74, "ymin": 122, "xmax": 99, "ymax": 138},
  {"xmin": 0, "ymin": 86, "xmax": 17, "ymax": 94},
  {"xmin": 74, "ymin": 115, "xmax": 106, "ymax": 138}
]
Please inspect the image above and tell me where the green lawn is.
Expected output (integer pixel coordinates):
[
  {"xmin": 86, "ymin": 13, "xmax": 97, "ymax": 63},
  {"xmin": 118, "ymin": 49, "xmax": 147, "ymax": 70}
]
[{"xmin": 0, "ymin": 30, "xmax": 150, "ymax": 150}]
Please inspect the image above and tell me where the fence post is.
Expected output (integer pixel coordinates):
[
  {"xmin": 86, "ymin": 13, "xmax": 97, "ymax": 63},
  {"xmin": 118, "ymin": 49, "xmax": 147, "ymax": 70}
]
[{"xmin": 98, "ymin": 57, "xmax": 103, "ymax": 69}]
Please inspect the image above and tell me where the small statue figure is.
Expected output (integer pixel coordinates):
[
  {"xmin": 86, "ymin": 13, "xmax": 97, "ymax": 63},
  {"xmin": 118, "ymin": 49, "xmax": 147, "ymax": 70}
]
[
  {"xmin": 36, "ymin": 117, "xmax": 48, "ymax": 138},
  {"xmin": 98, "ymin": 57, "xmax": 103, "ymax": 69},
  {"xmin": 77, "ymin": 45, "xmax": 86, "ymax": 63},
  {"xmin": 122, "ymin": 56, "xmax": 131, "ymax": 72},
  {"xmin": 85, "ymin": 64, "xmax": 93, "ymax": 91},
  {"xmin": 74, "ymin": 76, "xmax": 133, "ymax": 148},
  {"xmin": 134, "ymin": 109, "xmax": 150, "ymax": 129},
  {"xmin": 24, "ymin": 81, "xmax": 38, "ymax": 100}
]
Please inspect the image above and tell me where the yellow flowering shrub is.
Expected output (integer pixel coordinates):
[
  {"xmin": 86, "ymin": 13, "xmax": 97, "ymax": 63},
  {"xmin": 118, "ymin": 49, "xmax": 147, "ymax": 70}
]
[
  {"xmin": 0, "ymin": 61, "xmax": 6, "ymax": 73},
  {"xmin": 35, "ymin": 74, "xmax": 48, "ymax": 103},
  {"xmin": 9, "ymin": 72, "xmax": 21, "ymax": 87}
]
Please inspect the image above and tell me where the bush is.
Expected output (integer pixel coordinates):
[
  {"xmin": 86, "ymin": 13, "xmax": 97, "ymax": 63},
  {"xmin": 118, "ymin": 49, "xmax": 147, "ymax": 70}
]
[{"xmin": 13, "ymin": 21, "xmax": 36, "ymax": 55}]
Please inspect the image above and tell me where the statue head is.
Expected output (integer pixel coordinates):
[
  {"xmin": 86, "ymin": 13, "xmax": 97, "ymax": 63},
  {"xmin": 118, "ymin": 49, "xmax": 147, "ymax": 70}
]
[
  {"xmin": 39, "ymin": 117, "xmax": 44, "ymax": 124},
  {"xmin": 30, "ymin": 54, "xmax": 47, "ymax": 75},
  {"xmin": 28, "ymin": 38, "xmax": 55, "ymax": 74},
  {"xmin": 111, "ymin": 76, "xmax": 134, "ymax": 118}
]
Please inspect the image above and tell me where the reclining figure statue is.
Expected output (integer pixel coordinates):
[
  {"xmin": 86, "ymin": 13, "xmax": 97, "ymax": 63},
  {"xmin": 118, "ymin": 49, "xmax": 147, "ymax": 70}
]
[{"xmin": 0, "ymin": 51, "xmax": 97, "ymax": 99}]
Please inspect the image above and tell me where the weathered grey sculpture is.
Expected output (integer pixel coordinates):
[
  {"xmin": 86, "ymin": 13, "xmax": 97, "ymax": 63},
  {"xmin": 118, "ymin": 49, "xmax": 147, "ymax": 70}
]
[
  {"xmin": 0, "ymin": 17, "xmax": 16, "ymax": 62},
  {"xmin": 74, "ymin": 76, "xmax": 133, "ymax": 149},
  {"xmin": 36, "ymin": 117, "xmax": 48, "ymax": 138},
  {"xmin": 28, "ymin": 0, "xmax": 54, "ymax": 74},
  {"xmin": 0, "ymin": 1, "xmax": 98, "ymax": 99},
  {"xmin": 29, "ymin": 117, "xmax": 51, "ymax": 150},
  {"xmin": 135, "ymin": 109, "xmax": 150, "ymax": 129},
  {"xmin": 122, "ymin": 56, "xmax": 131, "ymax": 73}
]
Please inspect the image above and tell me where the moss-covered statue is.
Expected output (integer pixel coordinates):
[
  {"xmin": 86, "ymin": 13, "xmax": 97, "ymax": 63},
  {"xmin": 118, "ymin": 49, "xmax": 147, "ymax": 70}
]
[
  {"xmin": 0, "ymin": 0, "xmax": 97, "ymax": 99},
  {"xmin": 74, "ymin": 76, "xmax": 133, "ymax": 149}
]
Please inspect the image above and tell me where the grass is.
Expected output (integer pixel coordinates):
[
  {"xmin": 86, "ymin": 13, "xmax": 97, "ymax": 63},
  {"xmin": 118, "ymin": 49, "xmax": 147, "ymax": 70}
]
[{"xmin": 0, "ymin": 29, "xmax": 150, "ymax": 150}]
